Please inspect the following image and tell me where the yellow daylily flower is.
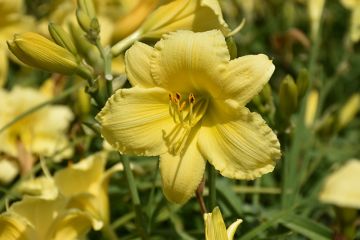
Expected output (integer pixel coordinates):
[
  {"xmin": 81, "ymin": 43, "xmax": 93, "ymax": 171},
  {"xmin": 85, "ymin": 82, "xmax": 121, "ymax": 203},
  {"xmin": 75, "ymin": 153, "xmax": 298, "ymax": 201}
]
[
  {"xmin": 111, "ymin": 0, "xmax": 231, "ymax": 55},
  {"xmin": 341, "ymin": 0, "xmax": 360, "ymax": 42},
  {"xmin": 0, "ymin": 196, "xmax": 94, "ymax": 240},
  {"xmin": 319, "ymin": 159, "xmax": 360, "ymax": 209},
  {"xmin": 0, "ymin": 86, "xmax": 73, "ymax": 161},
  {"xmin": 0, "ymin": 0, "xmax": 34, "ymax": 87},
  {"xmin": 204, "ymin": 207, "xmax": 242, "ymax": 240},
  {"xmin": 54, "ymin": 152, "xmax": 123, "ymax": 225},
  {"xmin": 97, "ymin": 30, "xmax": 281, "ymax": 204}
]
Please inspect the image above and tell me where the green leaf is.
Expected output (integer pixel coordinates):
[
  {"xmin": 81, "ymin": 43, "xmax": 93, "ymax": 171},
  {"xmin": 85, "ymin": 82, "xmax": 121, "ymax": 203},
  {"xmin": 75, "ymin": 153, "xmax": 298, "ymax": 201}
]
[{"xmin": 279, "ymin": 214, "xmax": 332, "ymax": 240}]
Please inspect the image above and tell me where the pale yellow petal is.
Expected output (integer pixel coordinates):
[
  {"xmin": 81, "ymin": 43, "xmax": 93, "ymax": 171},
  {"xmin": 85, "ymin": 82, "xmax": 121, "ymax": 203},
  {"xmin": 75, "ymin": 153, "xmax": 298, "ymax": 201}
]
[
  {"xmin": 96, "ymin": 87, "xmax": 175, "ymax": 156},
  {"xmin": 9, "ymin": 196, "xmax": 67, "ymax": 240},
  {"xmin": 223, "ymin": 54, "xmax": 275, "ymax": 105},
  {"xmin": 350, "ymin": 6, "xmax": 360, "ymax": 42},
  {"xmin": 17, "ymin": 177, "xmax": 58, "ymax": 199},
  {"xmin": 141, "ymin": 0, "xmax": 230, "ymax": 38},
  {"xmin": 50, "ymin": 209, "xmax": 93, "ymax": 240},
  {"xmin": 159, "ymin": 128, "xmax": 206, "ymax": 204},
  {"xmin": 125, "ymin": 42, "xmax": 155, "ymax": 88},
  {"xmin": 54, "ymin": 153, "xmax": 105, "ymax": 196},
  {"xmin": 340, "ymin": 0, "xmax": 359, "ymax": 9},
  {"xmin": 204, "ymin": 207, "xmax": 228, "ymax": 240},
  {"xmin": 226, "ymin": 219, "xmax": 242, "ymax": 240},
  {"xmin": 151, "ymin": 30, "xmax": 229, "ymax": 95},
  {"xmin": 66, "ymin": 193, "xmax": 104, "ymax": 230},
  {"xmin": 319, "ymin": 159, "xmax": 360, "ymax": 209},
  {"xmin": 0, "ymin": 159, "xmax": 18, "ymax": 184},
  {"xmin": 198, "ymin": 107, "xmax": 281, "ymax": 180},
  {"xmin": 0, "ymin": 213, "xmax": 30, "ymax": 240}
]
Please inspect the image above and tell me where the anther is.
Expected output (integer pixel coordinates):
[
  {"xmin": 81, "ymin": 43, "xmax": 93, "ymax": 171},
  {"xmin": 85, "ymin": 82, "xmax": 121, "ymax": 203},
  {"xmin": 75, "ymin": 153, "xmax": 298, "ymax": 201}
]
[
  {"xmin": 175, "ymin": 92, "xmax": 181, "ymax": 101},
  {"xmin": 189, "ymin": 93, "xmax": 195, "ymax": 104}
]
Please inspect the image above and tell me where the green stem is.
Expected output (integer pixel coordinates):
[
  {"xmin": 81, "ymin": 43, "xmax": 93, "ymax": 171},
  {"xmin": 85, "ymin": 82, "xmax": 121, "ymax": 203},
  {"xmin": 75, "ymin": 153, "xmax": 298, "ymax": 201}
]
[
  {"xmin": 0, "ymin": 83, "xmax": 83, "ymax": 134},
  {"xmin": 101, "ymin": 224, "xmax": 119, "ymax": 240},
  {"xmin": 120, "ymin": 154, "xmax": 148, "ymax": 240},
  {"xmin": 207, "ymin": 164, "xmax": 217, "ymax": 211},
  {"xmin": 111, "ymin": 30, "xmax": 142, "ymax": 57}
]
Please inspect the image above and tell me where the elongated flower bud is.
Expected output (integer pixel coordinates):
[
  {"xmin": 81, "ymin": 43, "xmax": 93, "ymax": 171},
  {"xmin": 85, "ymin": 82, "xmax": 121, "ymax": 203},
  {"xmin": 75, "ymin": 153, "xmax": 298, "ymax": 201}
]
[
  {"xmin": 279, "ymin": 75, "xmax": 298, "ymax": 118},
  {"xmin": 7, "ymin": 32, "xmax": 92, "ymax": 79},
  {"xmin": 337, "ymin": 93, "xmax": 360, "ymax": 130},
  {"xmin": 305, "ymin": 89, "xmax": 319, "ymax": 127},
  {"xmin": 296, "ymin": 68, "xmax": 309, "ymax": 98},
  {"xmin": 48, "ymin": 23, "xmax": 78, "ymax": 55}
]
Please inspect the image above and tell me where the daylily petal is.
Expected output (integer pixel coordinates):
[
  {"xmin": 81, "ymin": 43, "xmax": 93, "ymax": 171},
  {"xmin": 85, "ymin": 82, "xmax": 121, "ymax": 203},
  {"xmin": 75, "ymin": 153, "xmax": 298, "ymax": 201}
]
[
  {"xmin": 9, "ymin": 196, "xmax": 67, "ymax": 239},
  {"xmin": 223, "ymin": 54, "xmax": 275, "ymax": 105},
  {"xmin": 151, "ymin": 30, "xmax": 229, "ymax": 95},
  {"xmin": 204, "ymin": 207, "xmax": 228, "ymax": 240},
  {"xmin": 198, "ymin": 107, "xmax": 281, "ymax": 180},
  {"xmin": 66, "ymin": 193, "xmax": 104, "ymax": 230},
  {"xmin": 125, "ymin": 42, "xmax": 155, "ymax": 88},
  {"xmin": 141, "ymin": 0, "xmax": 230, "ymax": 38},
  {"xmin": 50, "ymin": 209, "xmax": 93, "ymax": 240},
  {"xmin": 226, "ymin": 219, "xmax": 242, "ymax": 240},
  {"xmin": 159, "ymin": 128, "xmax": 206, "ymax": 204},
  {"xmin": 319, "ymin": 159, "xmax": 360, "ymax": 209},
  {"xmin": 96, "ymin": 87, "xmax": 174, "ymax": 156},
  {"xmin": 0, "ymin": 213, "xmax": 30, "ymax": 240},
  {"xmin": 54, "ymin": 154, "xmax": 105, "ymax": 196},
  {"xmin": 0, "ymin": 158, "xmax": 19, "ymax": 184}
]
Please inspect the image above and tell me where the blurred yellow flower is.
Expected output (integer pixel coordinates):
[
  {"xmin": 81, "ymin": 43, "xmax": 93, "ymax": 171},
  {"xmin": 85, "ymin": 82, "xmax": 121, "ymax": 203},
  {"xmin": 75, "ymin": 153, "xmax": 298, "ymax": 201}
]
[
  {"xmin": 0, "ymin": 0, "xmax": 34, "ymax": 87},
  {"xmin": 0, "ymin": 196, "xmax": 94, "ymax": 240},
  {"xmin": 307, "ymin": 0, "xmax": 326, "ymax": 40},
  {"xmin": 204, "ymin": 207, "xmax": 242, "ymax": 240},
  {"xmin": 319, "ymin": 159, "xmax": 360, "ymax": 209},
  {"xmin": 111, "ymin": 0, "xmax": 231, "ymax": 55},
  {"xmin": 0, "ymin": 86, "xmax": 73, "ymax": 160},
  {"xmin": 54, "ymin": 152, "xmax": 123, "ymax": 225},
  {"xmin": 0, "ymin": 158, "xmax": 18, "ymax": 184},
  {"xmin": 97, "ymin": 30, "xmax": 281, "ymax": 204},
  {"xmin": 341, "ymin": 0, "xmax": 360, "ymax": 42},
  {"xmin": 305, "ymin": 89, "xmax": 319, "ymax": 127},
  {"xmin": 336, "ymin": 93, "xmax": 360, "ymax": 130}
]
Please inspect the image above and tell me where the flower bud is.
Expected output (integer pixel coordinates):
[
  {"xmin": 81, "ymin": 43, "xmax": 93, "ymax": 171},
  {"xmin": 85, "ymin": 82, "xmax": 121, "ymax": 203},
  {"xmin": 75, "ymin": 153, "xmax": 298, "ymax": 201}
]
[
  {"xmin": 279, "ymin": 75, "xmax": 298, "ymax": 118},
  {"xmin": 48, "ymin": 23, "xmax": 78, "ymax": 55},
  {"xmin": 296, "ymin": 68, "xmax": 309, "ymax": 99},
  {"xmin": 305, "ymin": 89, "xmax": 319, "ymax": 127},
  {"xmin": 111, "ymin": 0, "xmax": 158, "ymax": 42},
  {"xmin": 76, "ymin": 8, "xmax": 93, "ymax": 33},
  {"xmin": 78, "ymin": 0, "xmax": 96, "ymax": 19},
  {"xmin": 336, "ymin": 93, "xmax": 360, "ymax": 130},
  {"xmin": 7, "ymin": 32, "xmax": 91, "ymax": 79}
]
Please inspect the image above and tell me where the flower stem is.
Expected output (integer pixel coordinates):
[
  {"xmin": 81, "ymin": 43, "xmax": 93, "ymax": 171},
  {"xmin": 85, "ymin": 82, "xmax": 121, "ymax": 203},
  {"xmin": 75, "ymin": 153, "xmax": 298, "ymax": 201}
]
[
  {"xmin": 101, "ymin": 224, "xmax": 119, "ymax": 240},
  {"xmin": 120, "ymin": 154, "xmax": 148, "ymax": 240},
  {"xmin": 207, "ymin": 164, "xmax": 217, "ymax": 211},
  {"xmin": 195, "ymin": 178, "xmax": 207, "ymax": 214},
  {"xmin": 111, "ymin": 30, "xmax": 142, "ymax": 57}
]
